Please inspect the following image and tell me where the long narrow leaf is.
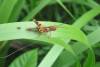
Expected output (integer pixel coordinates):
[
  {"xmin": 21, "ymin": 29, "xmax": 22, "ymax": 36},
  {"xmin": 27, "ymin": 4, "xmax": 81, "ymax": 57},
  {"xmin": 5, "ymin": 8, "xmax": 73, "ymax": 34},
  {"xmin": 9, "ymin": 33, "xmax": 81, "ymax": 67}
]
[
  {"xmin": 8, "ymin": 0, "xmax": 25, "ymax": 22},
  {"xmin": 0, "ymin": 0, "xmax": 19, "ymax": 23},
  {"xmin": 23, "ymin": 0, "xmax": 52, "ymax": 20}
]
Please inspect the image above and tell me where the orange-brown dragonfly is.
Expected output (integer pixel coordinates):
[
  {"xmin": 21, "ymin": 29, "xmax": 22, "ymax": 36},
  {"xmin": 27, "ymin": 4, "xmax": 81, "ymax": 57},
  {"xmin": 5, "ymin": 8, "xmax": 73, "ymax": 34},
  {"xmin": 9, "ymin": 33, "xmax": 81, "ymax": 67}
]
[{"xmin": 26, "ymin": 19, "xmax": 57, "ymax": 33}]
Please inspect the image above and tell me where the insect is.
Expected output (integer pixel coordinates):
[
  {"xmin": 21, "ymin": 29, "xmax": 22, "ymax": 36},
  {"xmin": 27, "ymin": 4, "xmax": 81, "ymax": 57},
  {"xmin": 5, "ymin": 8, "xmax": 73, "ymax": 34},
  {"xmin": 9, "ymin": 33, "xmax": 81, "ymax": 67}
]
[{"xmin": 26, "ymin": 19, "xmax": 57, "ymax": 33}]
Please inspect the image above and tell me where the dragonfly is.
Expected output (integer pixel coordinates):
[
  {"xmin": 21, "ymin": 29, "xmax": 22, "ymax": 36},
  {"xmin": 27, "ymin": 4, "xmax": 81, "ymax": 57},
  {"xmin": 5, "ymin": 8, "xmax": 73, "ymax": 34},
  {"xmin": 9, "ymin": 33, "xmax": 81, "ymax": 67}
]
[
  {"xmin": 26, "ymin": 19, "xmax": 57, "ymax": 33},
  {"xmin": 26, "ymin": 20, "xmax": 57, "ymax": 34}
]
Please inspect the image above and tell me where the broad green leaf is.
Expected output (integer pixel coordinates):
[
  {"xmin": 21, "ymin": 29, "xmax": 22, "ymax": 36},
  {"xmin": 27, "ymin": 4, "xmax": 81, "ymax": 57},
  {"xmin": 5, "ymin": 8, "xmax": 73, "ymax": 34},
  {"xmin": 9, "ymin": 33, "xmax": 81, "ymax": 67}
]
[
  {"xmin": 9, "ymin": 49, "xmax": 38, "ymax": 67},
  {"xmin": 0, "ymin": 0, "xmax": 3, "ymax": 6},
  {"xmin": 0, "ymin": 21, "xmax": 89, "ymax": 46},
  {"xmin": 0, "ymin": 21, "xmax": 77, "ymax": 58}
]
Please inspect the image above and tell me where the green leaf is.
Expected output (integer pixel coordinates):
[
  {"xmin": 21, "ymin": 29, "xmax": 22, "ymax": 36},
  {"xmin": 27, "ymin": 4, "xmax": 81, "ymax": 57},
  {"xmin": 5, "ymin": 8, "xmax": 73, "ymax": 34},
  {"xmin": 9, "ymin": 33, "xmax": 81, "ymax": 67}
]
[
  {"xmin": 73, "ymin": 6, "xmax": 100, "ymax": 28},
  {"xmin": 74, "ymin": 61, "xmax": 81, "ymax": 67},
  {"xmin": 8, "ymin": 0, "xmax": 25, "ymax": 22},
  {"xmin": 95, "ymin": 62, "xmax": 100, "ymax": 67},
  {"xmin": 52, "ymin": 50, "xmax": 76, "ymax": 67},
  {"xmin": 23, "ymin": 0, "xmax": 52, "ymax": 20},
  {"xmin": 0, "ymin": 0, "xmax": 19, "ymax": 23},
  {"xmin": 88, "ymin": 28, "xmax": 100, "ymax": 45},
  {"xmin": 83, "ymin": 50, "xmax": 95, "ymax": 67},
  {"xmin": 9, "ymin": 49, "xmax": 38, "ymax": 67},
  {"xmin": 56, "ymin": 0, "xmax": 75, "ymax": 20},
  {"xmin": 37, "ymin": 39, "xmax": 78, "ymax": 67},
  {"xmin": 50, "ymin": 0, "xmax": 99, "ymax": 8}
]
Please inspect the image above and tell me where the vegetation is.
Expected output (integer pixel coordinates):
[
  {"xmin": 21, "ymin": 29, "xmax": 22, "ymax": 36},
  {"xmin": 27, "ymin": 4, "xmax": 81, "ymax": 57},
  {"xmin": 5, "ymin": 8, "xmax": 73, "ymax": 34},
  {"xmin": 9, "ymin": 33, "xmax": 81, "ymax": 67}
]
[{"xmin": 0, "ymin": 0, "xmax": 100, "ymax": 67}]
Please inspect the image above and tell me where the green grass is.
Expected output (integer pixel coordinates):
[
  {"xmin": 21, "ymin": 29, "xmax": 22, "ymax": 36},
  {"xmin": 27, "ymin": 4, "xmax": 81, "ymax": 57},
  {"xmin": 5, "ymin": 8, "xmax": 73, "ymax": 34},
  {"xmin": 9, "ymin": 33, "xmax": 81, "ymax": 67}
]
[{"xmin": 0, "ymin": 0, "xmax": 100, "ymax": 67}]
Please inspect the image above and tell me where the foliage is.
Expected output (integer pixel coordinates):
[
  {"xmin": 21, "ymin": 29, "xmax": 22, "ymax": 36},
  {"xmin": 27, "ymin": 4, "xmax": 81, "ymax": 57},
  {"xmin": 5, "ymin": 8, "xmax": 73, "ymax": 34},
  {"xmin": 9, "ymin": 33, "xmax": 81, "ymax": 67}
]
[{"xmin": 0, "ymin": 0, "xmax": 100, "ymax": 67}]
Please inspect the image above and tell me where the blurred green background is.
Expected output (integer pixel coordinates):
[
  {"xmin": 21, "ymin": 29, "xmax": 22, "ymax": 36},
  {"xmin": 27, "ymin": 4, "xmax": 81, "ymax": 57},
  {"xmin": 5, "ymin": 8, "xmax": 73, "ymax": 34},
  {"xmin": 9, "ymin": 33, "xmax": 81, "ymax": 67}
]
[{"xmin": 0, "ymin": 0, "xmax": 100, "ymax": 67}]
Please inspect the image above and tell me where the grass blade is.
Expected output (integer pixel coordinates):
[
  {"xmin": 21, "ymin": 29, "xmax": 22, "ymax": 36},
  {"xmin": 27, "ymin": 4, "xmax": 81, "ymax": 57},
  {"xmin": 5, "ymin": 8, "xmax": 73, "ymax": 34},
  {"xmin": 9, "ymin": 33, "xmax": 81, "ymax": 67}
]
[
  {"xmin": 73, "ymin": 6, "xmax": 100, "ymax": 28},
  {"xmin": 8, "ymin": 0, "xmax": 25, "ymax": 22},
  {"xmin": 56, "ymin": 0, "xmax": 75, "ymax": 20},
  {"xmin": 83, "ymin": 50, "xmax": 95, "ymax": 67},
  {"xmin": 23, "ymin": 0, "xmax": 52, "ymax": 20},
  {"xmin": 0, "ymin": 0, "xmax": 19, "ymax": 23}
]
